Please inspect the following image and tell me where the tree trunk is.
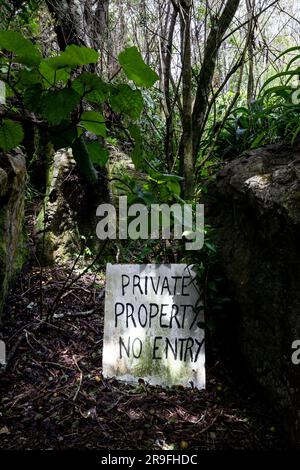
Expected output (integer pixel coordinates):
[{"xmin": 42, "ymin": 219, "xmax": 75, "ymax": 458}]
[
  {"xmin": 191, "ymin": 0, "xmax": 241, "ymax": 160},
  {"xmin": 179, "ymin": 0, "xmax": 194, "ymax": 199}
]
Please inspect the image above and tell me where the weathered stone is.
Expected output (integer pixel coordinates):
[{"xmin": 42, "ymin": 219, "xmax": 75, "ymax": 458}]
[
  {"xmin": 37, "ymin": 148, "xmax": 110, "ymax": 265},
  {"xmin": 0, "ymin": 150, "xmax": 27, "ymax": 315},
  {"xmin": 205, "ymin": 140, "xmax": 300, "ymax": 446}
]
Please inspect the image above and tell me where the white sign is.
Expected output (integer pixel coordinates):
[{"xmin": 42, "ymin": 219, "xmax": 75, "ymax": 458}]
[{"xmin": 103, "ymin": 263, "xmax": 205, "ymax": 389}]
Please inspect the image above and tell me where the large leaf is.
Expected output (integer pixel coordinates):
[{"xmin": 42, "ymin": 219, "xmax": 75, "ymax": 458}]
[
  {"xmin": 40, "ymin": 89, "xmax": 81, "ymax": 125},
  {"xmin": 16, "ymin": 69, "xmax": 41, "ymax": 89},
  {"xmin": 80, "ymin": 111, "xmax": 106, "ymax": 137},
  {"xmin": 260, "ymin": 71, "xmax": 300, "ymax": 93},
  {"xmin": 72, "ymin": 72, "xmax": 108, "ymax": 103},
  {"xmin": 39, "ymin": 60, "xmax": 70, "ymax": 86},
  {"xmin": 23, "ymin": 83, "xmax": 44, "ymax": 112},
  {"xmin": 45, "ymin": 45, "xmax": 99, "ymax": 70},
  {"xmin": 72, "ymin": 137, "xmax": 97, "ymax": 182},
  {"xmin": 276, "ymin": 46, "xmax": 300, "ymax": 61},
  {"xmin": 0, "ymin": 119, "xmax": 24, "ymax": 151},
  {"xmin": 129, "ymin": 123, "xmax": 143, "ymax": 168},
  {"xmin": 86, "ymin": 141, "xmax": 109, "ymax": 166},
  {"xmin": 110, "ymin": 84, "xmax": 144, "ymax": 119},
  {"xmin": 50, "ymin": 122, "xmax": 78, "ymax": 150},
  {"xmin": 118, "ymin": 46, "xmax": 159, "ymax": 88},
  {"xmin": 0, "ymin": 30, "xmax": 41, "ymax": 66}
]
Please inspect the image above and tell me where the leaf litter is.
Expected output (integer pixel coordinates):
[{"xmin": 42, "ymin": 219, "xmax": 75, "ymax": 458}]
[{"xmin": 0, "ymin": 266, "xmax": 287, "ymax": 450}]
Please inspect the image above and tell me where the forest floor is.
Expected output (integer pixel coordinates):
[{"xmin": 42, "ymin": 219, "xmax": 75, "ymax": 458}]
[{"xmin": 0, "ymin": 266, "xmax": 288, "ymax": 450}]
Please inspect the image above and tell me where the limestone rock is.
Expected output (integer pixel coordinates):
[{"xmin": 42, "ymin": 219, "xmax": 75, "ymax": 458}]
[
  {"xmin": 37, "ymin": 149, "xmax": 109, "ymax": 265},
  {"xmin": 206, "ymin": 140, "xmax": 300, "ymax": 446},
  {"xmin": 0, "ymin": 150, "xmax": 27, "ymax": 315}
]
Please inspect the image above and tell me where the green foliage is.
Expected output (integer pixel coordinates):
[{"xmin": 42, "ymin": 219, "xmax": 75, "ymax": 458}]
[
  {"xmin": 86, "ymin": 141, "xmax": 109, "ymax": 166},
  {"xmin": 110, "ymin": 84, "xmax": 144, "ymax": 120},
  {"xmin": 0, "ymin": 119, "xmax": 24, "ymax": 151},
  {"xmin": 0, "ymin": 30, "xmax": 41, "ymax": 65},
  {"xmin": 205, "ymin": 47, "xmax": 300, "ymax": 162},
  {"xmin": 72, "ymin": 73, "xmax": 108, "ymax": 103},
  {"xmin": 44, "ymin": 45, "xmax": 98, "ymax": 70},
  {"xmin": 0, "ymin": 30, "xmax": 160, "ymax": 182},
  {"xmin": 118, "ymin": 46, "xmax": 159, "ymax": 88},
  {"xmin": 39, "ymin": 89, "xmax": 80, "ymax": 125},
  {"xmin": 80, "ymin": 111, "xmax": 106, "ymax": 137}
]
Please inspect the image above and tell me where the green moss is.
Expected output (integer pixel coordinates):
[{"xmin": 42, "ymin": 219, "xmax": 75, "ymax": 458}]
[
  {"xmin": 284, "ymin": 191, "xmax": 300, "ymax": 220},
  {"xmin": 0, "ymin": 203, "xmax": 27, "ymax": 317}
]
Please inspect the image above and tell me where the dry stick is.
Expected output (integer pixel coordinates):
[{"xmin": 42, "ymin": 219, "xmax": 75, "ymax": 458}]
[
  {"xmin": 45, "ymin": 233, "xmax": 93, "ymax": 320},
  {"xmin": 72, "ymin": 355, "xmax": 83, "ymax": 402},
  {"xmin": 48, "ymin": 239, "xmax": 109, "ymax": 319},
  {"xmin": 197, "ymin": 25, "xmax": 251, "ymax": 172},
  {"xmin": 39, "ymin": 197, "xmax": 47, "ymax": 319}
]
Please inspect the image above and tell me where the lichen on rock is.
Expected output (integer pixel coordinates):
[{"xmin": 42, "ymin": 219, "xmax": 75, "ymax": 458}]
[{"xmin": 0, "ymin": 150, "xmax": 27, "ymax": 316}]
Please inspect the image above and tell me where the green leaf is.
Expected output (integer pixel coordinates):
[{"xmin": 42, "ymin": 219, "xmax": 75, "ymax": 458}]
[
  {"xmin": 276, "ymin": 46, "xmax": 300, "ymax": 61},
  {"xmin": 45, "ymin": 45, "xmax": 99, "ymax": 70},
  {"xmin": 166, "ymin": 179, "xmax": 181, "ymax": 196},
  {"xmin": 17, "ymin": 69, "xmax": 41, "ymax": 89},
  {"xmin": 0, "ymin": 119, "xmax": 24, "ymax": 151},
  {"xmin": 50, "ymin": 122, "xmax": 78, "ymax": 150},
  {"xmin": 0, "ymin": 30, "xmax": 41, "ymax": 66},
  {"xmin": 129, "ymin": 123, "xmax": 143, "ymax": 168},
  {"xmin": 110, "ymin": 84, "xmax": 144, "ymax": 119},
  {"xmin": 118, "ymin": 46, "xmax": 159, "ymax": 88},
  {"xmin": 262, "ymin": 85, "xmax": 293, "ymax": 99},
  {"xmin": 260, "ymin": 71, "xmax": 300, "ymax": 93},
  {"xmin": 86, "ymin": 141, "xmax": 109, "ymax": 166},
  {"xmin": 39, "ymin": 60, "xmax": 70, "ymax": 86},
  {"xmin": 72, "ymin": 72, "xmax": 108, "ymax": 103},
  {"xmin": 72, "ymin": 137, "xmax": 97, "ymax": 182},
  {"xmin": 23, "ymin": 83, "xmax": 44, "ymax": 112},
  {"xmin": 80, "ymin": 111, "xmax": 106, "ymax": 136},
  {"xmin": 39, "ymin": 89, "xmax": 80, "ymax": 125}
]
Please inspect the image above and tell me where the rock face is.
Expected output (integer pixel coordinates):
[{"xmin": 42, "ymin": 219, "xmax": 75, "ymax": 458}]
[
  {"xmin": 206, "ymin": 140, "xmax": 300, "ymax": 446},
  {"xmin": 37, "ymin": 149, "xmax": 110, "ymax": 265},
  {"xmin": 0, "ymin": 150, "xmax": 27, "ymax": 315}
]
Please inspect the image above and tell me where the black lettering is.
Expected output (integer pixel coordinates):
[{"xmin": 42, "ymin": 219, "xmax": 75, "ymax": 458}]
[
  {"xmin": 170, "ymin": 304, "xmax": 180, "ymax": 328},
  {"xmin": 115, "ymin": 302, "xmax": 125, "ymax": 327},
  {"xmin": 126, "ymin": 303, "xmax": 136, "ymax": 328},
  {"xmin": 184, "ymin": 337, "xmax": 194, "ymax": 362},
  {"xmin": 181, "ymin": 304, "xmax": 193, "ymax": 329},
  {"xmin": 165, "ymin": 337, "xmax": 177, "ymax": 360},
  {"xmin": 149, "ymin": 303, "xmax": 159, "ymax": 327},
  {"xmin": 132, "ymin": 337, "xmax": 142, "ymax": 358},
  {"xmin": 138, "ymin": 304, "xmax": 148, "ymax": 327},
  {"xmin": 159, "ymin": 304, "xmax": 169, "ymax": 328},
  {"xmin": 194, "ymin": 338, "xmax": 205, "ymax": 362},
  {"xmin": 119, "ymin": 336, "xmax": 130, "ymax": 358},
  {"xmin": 171, "ymin": 276, "xmax": 181, "ymax": 294},
  {"xmin": 161, "ymin": 276, "xmax": 171, "ymax": 295},
  {"xmin": 189, "ymin": 307, "xmax": 199, "ymax": 330},
  {"xmin": 121, "ymin": 275, "xmax": 130, "ymax": 296},
  {"xmin": 182, "ymin": 276, "xmax": 190, "ymax": 296},
  {"xmin": 153, "ymin": 336, "xmax": 162, "ymax": 359},
  {"xmin": 178, "ymin": 338, "xmax": 187, "ymax": 360},
  {"xmin": 150, "ymin": 276, "xmax": 160, "ymax": 294},
  {"xmin": 133, "ymin": 275, "xmax": 143, "ymax": 294}
]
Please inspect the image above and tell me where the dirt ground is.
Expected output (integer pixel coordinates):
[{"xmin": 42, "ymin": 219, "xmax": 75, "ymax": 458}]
[{"xmin": 0, "ymin": 266, "xmax": 288, "ymax": 450}]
